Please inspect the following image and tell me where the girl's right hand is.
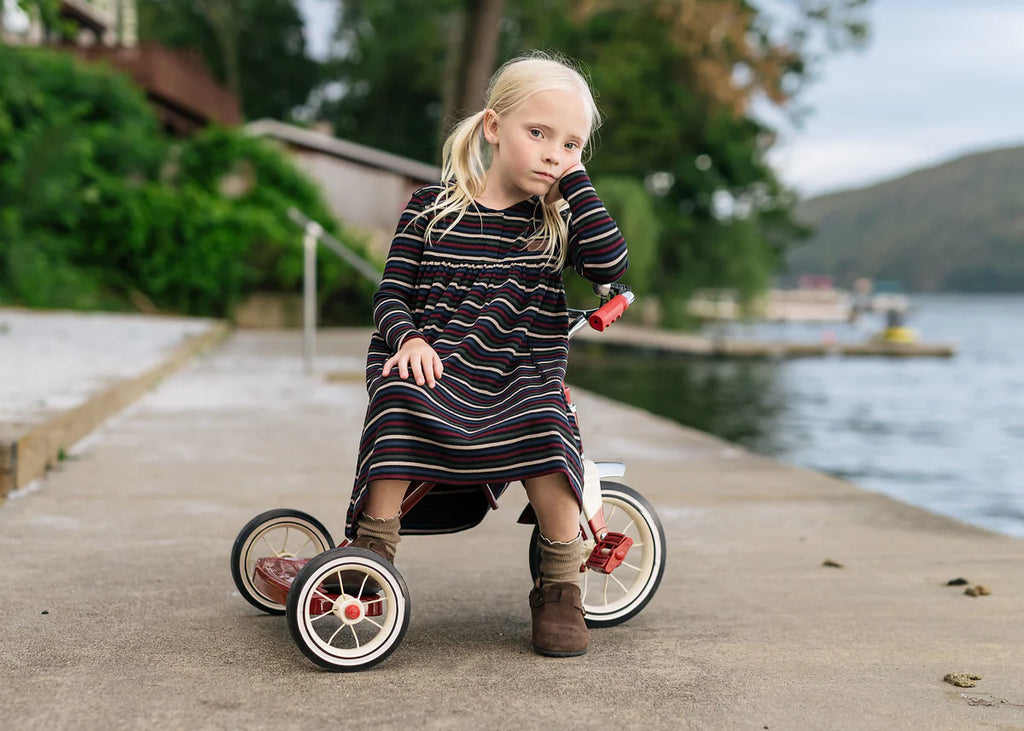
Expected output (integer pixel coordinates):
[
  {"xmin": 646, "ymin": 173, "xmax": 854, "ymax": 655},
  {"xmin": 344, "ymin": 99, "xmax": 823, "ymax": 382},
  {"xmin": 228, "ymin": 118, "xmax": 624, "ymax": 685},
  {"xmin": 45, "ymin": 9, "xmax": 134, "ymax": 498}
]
[
  {"xmin": 383, "ymin": 337, "xmax": 444, "ymax": 388},
  {"xmin": 544, "ymin": 163, "xmax": 586, "ymax": 205}
]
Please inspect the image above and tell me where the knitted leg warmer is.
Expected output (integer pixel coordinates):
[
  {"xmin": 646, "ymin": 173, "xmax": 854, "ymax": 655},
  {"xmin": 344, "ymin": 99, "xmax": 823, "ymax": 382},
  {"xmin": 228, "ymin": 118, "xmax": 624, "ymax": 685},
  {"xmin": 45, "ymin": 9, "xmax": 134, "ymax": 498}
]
[
  {"xmin": 537, "ymin": 533, "xmax": 584, "ymax": 587},
  {"xmin": 353, "ymin": 511, "xmax": 401, "ymax": 562}
]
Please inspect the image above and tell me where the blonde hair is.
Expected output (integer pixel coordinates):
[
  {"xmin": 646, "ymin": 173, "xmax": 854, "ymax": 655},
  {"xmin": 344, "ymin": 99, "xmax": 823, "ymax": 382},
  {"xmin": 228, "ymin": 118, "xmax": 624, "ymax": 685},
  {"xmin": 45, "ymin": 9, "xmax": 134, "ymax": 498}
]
[{"xmin": 419, "ymin": 52, "xmax": 601, "ymax": 269}]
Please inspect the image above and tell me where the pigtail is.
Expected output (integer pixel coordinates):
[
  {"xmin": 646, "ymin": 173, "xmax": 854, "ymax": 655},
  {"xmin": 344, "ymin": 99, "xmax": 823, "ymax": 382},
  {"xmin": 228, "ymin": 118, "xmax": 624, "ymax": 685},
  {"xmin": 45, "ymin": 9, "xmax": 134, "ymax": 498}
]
[
  {"xmin": 416, "ymin": 110, "xmax": 488, "ymax": 245},
  {"xmin": 443, "ymin": 110, "xmax": 488, "ymax": 193}
]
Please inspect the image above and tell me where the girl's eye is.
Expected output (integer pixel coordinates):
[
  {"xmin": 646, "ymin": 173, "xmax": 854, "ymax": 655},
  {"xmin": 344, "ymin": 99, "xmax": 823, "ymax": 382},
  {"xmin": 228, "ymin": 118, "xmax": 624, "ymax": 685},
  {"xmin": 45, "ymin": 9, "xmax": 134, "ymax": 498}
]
[
  {"xmin": 529, "ymin": 129, "xmax": 542, "ymax": 138},
  {"xmin": 565, "ymin": 142, "xmax": 578, "ymax": 151}
]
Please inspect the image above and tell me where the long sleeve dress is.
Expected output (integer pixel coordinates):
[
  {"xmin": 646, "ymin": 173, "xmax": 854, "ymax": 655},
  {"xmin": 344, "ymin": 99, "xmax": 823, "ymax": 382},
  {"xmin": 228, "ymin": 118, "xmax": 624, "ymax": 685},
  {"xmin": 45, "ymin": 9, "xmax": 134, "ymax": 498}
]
[{"xmin": 346, "ymin": 169, "xmax": 628, "ymax": 537}]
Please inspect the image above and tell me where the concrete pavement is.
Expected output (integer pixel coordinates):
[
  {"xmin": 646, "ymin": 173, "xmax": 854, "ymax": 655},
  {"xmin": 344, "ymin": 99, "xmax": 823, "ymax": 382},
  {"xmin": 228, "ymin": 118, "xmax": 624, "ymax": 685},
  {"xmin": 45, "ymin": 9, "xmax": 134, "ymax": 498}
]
[{"xmin": 2, "ymin": 327, "xmax": 1023, "ymax": 729}]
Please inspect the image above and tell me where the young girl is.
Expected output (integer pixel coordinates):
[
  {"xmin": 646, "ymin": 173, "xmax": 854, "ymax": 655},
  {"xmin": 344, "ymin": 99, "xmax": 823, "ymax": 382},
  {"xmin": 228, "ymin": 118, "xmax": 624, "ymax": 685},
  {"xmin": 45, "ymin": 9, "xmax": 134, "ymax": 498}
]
[{"xmin": 345, "ymin": 52, "xmax": 628, "ymax": 657}]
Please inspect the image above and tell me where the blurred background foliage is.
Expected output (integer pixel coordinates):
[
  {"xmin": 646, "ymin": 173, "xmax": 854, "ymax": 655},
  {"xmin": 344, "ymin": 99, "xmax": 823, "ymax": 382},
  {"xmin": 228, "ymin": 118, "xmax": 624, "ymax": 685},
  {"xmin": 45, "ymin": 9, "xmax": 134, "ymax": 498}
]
[
  {"xmin": 317, "ymin": 0, "xmax": 869, "ymax": 322},
  {"xmin": 0, "ymin": 44, "xmax": 376, "ymax": 320},
  {"xmin": 137, "ymin": 0, "xmax": 323, "ymax": 121},
  {"xmin": 3, "ymin": 0, "xmax": 870, "ymax": 324}
]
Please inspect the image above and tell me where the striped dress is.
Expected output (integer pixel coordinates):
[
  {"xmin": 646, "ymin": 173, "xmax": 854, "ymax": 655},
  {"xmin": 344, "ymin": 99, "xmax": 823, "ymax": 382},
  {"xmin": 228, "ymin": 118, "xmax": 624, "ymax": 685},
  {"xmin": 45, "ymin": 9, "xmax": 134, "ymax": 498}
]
[{"xmin": 346, "ymin": 169, "xmax": 628, "ymax": 537}]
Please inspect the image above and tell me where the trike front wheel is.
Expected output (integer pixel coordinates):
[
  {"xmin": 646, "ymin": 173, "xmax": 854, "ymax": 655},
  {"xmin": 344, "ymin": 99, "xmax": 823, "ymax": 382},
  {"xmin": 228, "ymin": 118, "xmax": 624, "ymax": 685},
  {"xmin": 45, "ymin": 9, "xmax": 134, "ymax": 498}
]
[{"xmin": 529, "ymin": 481, "xmax": 666, "ymax": 628}]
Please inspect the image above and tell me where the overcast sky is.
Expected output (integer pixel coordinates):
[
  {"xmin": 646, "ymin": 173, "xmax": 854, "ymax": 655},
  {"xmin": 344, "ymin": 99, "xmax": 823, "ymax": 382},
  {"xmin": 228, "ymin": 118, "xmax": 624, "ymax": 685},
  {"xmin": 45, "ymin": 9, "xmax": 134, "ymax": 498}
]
[
  {"xmin": 298, "ymin": 0, "xmax": 1024, "ymax": 197},
  {"xmin": 763, "ymin": 0, "xmax": 1024, "ymax": 196}
]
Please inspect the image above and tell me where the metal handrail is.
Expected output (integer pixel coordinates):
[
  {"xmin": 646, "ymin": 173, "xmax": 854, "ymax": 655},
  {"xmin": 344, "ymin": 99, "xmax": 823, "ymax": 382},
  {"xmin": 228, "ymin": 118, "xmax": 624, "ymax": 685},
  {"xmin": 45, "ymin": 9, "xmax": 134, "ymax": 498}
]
[
  {"xmin": 287, "ymin": 207, "xmax": 383, "ymax": 284},
  {"xmin": 287, "ymin": 207, "xmax": 383, "ymax": 372}
]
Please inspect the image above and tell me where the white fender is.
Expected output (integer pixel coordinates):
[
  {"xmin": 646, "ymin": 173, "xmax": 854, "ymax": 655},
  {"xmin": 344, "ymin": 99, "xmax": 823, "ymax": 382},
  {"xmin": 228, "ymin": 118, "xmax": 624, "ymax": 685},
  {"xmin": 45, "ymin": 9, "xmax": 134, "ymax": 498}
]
[
  {"xmin": 580, "ymin": 459, "xmax": 626, "ymax": 523},
  {"xmin": 595, "ymin": 461, "xmax": 626, "ymax": 479}
]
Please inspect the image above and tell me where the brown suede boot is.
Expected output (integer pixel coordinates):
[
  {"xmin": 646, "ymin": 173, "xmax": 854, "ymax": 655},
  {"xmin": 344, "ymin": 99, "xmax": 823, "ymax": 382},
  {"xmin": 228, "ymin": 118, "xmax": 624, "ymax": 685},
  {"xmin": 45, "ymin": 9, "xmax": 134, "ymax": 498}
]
[
  {"xmin": 530, "ymin": 533, "xmax": 588, "ymax": 657},
  {"xmin": 530, "ymin": 582, "xmax": 589, "ymax": 657}
]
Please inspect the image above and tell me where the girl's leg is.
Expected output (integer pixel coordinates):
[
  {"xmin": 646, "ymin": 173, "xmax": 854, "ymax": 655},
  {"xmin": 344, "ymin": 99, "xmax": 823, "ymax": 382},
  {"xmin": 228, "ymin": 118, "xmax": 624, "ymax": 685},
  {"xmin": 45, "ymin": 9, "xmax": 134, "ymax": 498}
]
[
  {"xmin": 355, "ymin": 479, "xmax": 408, "ymax": 557},
  {"xmin": 523, "ymin": 472, "xmax": 580, "ymax": 542},
  {"xmin": 524, "ymin": 472, "xmax": 584, "ymax": 584},
  {"xmin": 362, "ymin": 479, "xmax": 409, "ymax": 519},
  {"xmin": 523, "ymin": 471, "xmax": 589, "ymax": 657}
]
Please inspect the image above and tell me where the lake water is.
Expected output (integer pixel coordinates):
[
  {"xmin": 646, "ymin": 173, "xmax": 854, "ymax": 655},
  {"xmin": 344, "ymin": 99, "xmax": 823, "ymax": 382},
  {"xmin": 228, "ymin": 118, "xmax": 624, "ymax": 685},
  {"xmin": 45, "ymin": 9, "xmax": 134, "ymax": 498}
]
[{"xmin": 567, "ymin": 294, "xmax": 1024, "ymax": 539}]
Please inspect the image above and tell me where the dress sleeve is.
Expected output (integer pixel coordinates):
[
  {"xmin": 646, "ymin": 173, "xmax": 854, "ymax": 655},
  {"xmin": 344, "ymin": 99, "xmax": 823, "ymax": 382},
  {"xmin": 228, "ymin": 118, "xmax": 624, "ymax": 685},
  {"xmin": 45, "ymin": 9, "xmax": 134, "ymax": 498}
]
[
  {"xmin": 373, "ymin": 189, "xmax": 431, "ymax": 352},
  {"xmin": 559, "ymin": 169, "xmax": 629, "ymax": 283}
]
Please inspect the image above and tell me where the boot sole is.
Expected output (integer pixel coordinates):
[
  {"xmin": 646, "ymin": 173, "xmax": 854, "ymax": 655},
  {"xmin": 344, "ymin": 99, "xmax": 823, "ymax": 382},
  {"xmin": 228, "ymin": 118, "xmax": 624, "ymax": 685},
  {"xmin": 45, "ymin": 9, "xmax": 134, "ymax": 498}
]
[{"xmin": 533, "ymin": 645, "xmax": 587, "ymax": 658}]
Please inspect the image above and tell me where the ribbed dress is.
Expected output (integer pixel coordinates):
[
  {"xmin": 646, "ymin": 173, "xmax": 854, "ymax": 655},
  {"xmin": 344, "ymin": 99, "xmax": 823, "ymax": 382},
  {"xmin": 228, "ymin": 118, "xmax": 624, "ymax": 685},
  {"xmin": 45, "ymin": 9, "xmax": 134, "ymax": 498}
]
[{"xmin": 346, "ymin": 169, "xmax": 628, "ymax": 537}]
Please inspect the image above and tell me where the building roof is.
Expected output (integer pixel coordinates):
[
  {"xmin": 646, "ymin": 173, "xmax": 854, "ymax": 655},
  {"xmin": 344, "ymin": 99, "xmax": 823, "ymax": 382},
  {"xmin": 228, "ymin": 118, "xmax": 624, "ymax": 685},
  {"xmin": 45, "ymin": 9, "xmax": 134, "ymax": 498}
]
[
  {"xmin": 74, "ymin": 44, "xmax": 241, "ymax": 134},
  {"xmin": 245, "ymin": 119, "xmax": 439, "ymax": 183}
]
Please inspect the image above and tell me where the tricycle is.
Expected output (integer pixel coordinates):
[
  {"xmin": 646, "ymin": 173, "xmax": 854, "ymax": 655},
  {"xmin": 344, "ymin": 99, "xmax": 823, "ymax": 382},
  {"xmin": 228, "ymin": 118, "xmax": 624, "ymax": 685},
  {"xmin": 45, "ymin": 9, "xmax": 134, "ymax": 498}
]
[{"xmin": 230, "ymin": 282, "xmax": 666, "ymax": 670}]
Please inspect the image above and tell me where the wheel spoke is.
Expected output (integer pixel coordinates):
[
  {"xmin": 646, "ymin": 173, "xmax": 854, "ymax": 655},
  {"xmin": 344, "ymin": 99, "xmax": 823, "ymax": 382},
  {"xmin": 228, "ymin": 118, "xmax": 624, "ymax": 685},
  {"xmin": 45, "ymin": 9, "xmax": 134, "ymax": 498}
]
[
  {"xmin": 260, "ymin": 534, "xmax": 282, "ymax": 556},
  {"xmin": 349, "ymin": 624, "xmax": 361, "ymax": 648},
  {"xmin": 362, "ymin": 617, "xmax": 383, "ymax": 630},
  {"xmin": 331, "ymin": 569, "xmax": 345, "ymax": 590},
  {"xmin": 328, "ymin": 625, "xmax": 345, "ymax": 646},
  {"xmin": 609, "ymin": 571, "xmax": 628, "ymax": 593},
  {"xmin": 310, "ymin": 611, "xmax": 332, "ymax": 623},
  {"xmin": 620, "ymin": 560, "xmax": 641, "ymax": 572},
  {"xmin": 311, "ymin": 573, "xmax": 339, "ymax": 602}
]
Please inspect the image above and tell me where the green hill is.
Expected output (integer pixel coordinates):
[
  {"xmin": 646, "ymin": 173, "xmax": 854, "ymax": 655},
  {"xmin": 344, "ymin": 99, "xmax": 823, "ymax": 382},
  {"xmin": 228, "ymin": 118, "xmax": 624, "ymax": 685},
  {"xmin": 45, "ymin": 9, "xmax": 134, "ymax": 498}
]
[{"xmin": 786, "ymin": 146, "xmax": 1024, "ymax": 291}]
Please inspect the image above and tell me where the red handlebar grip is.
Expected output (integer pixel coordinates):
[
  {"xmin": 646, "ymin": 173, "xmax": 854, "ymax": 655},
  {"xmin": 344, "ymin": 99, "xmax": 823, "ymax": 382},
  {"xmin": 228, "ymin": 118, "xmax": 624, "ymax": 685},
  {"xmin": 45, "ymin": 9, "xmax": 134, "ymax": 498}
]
[{"xmin": 589, "ymin": 294, "xmax": 631, "ymax": 331}]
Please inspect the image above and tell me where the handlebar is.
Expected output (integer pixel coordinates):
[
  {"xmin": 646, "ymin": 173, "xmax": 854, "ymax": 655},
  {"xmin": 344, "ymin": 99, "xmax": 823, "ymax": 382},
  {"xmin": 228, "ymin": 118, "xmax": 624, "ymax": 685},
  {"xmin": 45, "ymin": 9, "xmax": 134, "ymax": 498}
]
[
  {"xmin": 567, "ymin": 283, "xmax": 634, "ymax": 338},
  {"xmin": 588, "ymin": 292, "xmax": 634, "ymax": 331}
]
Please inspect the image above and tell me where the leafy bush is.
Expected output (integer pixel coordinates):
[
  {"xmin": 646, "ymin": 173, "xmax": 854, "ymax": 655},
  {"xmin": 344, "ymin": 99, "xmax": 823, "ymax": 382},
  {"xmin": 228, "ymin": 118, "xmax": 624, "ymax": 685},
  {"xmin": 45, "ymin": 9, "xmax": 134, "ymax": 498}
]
[{"xmin": 0, "ymin": 45, "xmax": 376, "ymax": 321}]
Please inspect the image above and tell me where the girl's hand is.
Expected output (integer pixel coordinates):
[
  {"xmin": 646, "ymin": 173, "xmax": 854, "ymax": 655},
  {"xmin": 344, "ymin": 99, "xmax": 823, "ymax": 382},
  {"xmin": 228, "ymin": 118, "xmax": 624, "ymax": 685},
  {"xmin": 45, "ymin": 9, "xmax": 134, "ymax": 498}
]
[
  {"xmin": 544, "ymin": 163, "xmax": 586, "ymax": 205},
  {"xmin": 383, "ymin": 337, "xmax": 444, "ymax": 388}
]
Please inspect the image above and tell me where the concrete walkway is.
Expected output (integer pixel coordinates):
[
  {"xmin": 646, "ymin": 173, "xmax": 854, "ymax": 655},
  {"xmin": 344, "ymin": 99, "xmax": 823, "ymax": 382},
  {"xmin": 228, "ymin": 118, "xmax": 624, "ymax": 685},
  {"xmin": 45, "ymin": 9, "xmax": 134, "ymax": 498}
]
[{"xmin": 2, "ymin": 326, "xmax": 1023, "ymax": 729}]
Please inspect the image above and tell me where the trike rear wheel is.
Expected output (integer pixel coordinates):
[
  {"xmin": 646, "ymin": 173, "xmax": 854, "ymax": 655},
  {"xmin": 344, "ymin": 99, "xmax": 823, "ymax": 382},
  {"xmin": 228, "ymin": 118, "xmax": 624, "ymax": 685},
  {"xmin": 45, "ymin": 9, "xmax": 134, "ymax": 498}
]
[
  {"xmin": 286, "ymin": 547, "xmax": 410, "ymax": 671},
  {"xmin": 529, "ymin": 481, "xmax": 666, "ymax": 627},
  {"xmin": 230, "ymin": 508, "xmax": 334, "ymax": 615}
]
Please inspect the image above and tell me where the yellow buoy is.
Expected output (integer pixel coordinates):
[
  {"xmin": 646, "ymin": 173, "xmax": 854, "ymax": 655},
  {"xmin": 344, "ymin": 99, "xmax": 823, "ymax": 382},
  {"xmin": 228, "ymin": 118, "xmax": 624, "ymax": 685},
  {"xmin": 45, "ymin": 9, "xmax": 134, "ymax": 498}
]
[{"xmin": 881, "ymin": 326, "xmax": 917, "ymax": 344}]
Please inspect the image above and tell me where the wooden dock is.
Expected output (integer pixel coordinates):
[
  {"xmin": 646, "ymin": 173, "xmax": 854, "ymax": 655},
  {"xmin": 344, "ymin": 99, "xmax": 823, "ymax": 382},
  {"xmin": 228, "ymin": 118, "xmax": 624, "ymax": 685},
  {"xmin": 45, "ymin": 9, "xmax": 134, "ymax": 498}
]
[{"xmin": 576, "ymin": 324, "xmax": 957, "ymax": 359}]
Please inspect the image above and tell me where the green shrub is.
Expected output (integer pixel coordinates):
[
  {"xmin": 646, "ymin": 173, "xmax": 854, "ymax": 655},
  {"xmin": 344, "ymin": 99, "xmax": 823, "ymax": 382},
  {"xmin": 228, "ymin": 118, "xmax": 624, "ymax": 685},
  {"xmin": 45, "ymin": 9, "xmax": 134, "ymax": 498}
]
[{"xmin": 0, "ymin": 45, "xmax": 375, "ymax": 322}]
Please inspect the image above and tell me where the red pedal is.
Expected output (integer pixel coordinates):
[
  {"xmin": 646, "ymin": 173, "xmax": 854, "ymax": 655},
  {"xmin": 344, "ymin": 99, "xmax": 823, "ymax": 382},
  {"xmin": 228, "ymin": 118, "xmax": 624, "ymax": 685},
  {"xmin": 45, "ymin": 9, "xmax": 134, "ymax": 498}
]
[{"xmin": 585, "ymin": 532, "xmax": 633, "ymax": 574}]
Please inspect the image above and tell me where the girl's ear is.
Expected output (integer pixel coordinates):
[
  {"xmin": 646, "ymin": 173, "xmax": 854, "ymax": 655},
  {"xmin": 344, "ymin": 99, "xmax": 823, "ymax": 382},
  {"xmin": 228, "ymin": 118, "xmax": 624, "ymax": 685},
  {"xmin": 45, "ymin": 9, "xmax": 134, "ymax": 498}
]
[{"xmin": 482, "ymin": 109, "xmax": 500, "ymax": 145}]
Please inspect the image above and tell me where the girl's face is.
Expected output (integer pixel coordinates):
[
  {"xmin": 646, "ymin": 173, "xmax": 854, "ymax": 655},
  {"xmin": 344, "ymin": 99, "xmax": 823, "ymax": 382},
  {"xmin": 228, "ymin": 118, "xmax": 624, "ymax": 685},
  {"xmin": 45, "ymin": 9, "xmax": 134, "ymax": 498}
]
[{"xmin": 483, "ymin": 89, "xmax": 590, "ymax": 203}]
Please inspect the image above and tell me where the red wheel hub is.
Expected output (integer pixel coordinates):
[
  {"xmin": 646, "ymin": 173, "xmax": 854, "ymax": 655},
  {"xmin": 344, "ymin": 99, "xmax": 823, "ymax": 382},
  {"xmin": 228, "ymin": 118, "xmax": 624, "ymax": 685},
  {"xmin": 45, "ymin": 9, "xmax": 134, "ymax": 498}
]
[{"xmin": 344, "ymin": 603, "xmax": 362, "ymax": 620}]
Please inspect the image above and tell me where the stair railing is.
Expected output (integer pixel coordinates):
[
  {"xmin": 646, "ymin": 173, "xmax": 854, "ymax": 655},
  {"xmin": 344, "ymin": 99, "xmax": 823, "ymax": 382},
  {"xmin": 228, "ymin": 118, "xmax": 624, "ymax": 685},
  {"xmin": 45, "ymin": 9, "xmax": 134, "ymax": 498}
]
[{"xmin": 287, "ymin": 207, "xmax": 382, "ymax": 373}]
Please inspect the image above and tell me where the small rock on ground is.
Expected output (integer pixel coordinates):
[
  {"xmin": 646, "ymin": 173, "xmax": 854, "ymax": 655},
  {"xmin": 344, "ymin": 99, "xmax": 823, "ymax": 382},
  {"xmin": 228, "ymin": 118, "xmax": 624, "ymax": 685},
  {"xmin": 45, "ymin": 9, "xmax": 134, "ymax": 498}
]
[{"xmin": 944, "ymin": 673, "xmax": 982, "ymax": 688}]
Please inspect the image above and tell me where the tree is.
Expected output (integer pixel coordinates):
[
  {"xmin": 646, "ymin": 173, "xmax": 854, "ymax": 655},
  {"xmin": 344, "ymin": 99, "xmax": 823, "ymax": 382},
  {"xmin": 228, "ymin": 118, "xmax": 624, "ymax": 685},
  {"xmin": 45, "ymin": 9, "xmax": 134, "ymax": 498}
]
[
  {"xmin": 137, "ymin": 0, "xmax": 324, "ymax": 120},
  {"xmin": 319, "ymin": 0, "xmax": 460, "ymax": 163},
  {"xmin": 317, "ymin": 0, "xmax": 869, "ymax": 321},
  {"xmin": 509, "ymin": 1, "xmax": 864, "ymax": 313},
  {"xmin": 442, "ymin": 0, "xmax": 507, "ymax": 136}
]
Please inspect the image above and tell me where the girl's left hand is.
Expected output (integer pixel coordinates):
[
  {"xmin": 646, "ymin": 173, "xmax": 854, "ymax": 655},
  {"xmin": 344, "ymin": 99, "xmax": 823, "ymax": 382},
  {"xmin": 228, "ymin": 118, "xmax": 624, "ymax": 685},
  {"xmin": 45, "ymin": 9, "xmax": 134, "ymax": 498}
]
[{"xmin": 544, "ymin": 163, "xmax": 586, "ymax": 205}]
